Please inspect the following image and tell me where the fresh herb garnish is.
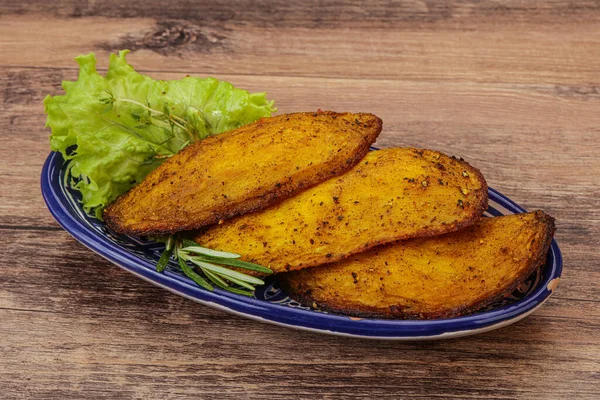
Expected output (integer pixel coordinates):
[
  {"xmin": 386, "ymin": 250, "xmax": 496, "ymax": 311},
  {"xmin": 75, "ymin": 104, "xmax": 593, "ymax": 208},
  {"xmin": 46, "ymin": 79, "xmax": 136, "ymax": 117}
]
[
  {"xmin": 155, "ymin": 235, "xmax": 175, "ymax": 273},
  {"xmin": 158, "ymin": 236, "xmax": 273, "ymax": 296},
  {"xmin": 45, "ymin": 50, "xmax": 277, "ymax": 293},
  {"xmin": 45, "ymin": 50, "xmax": 276, "ymax": 293},
  {"xmin": 45, "ymin": 50, "xmax": 275, "ymax": 219}
]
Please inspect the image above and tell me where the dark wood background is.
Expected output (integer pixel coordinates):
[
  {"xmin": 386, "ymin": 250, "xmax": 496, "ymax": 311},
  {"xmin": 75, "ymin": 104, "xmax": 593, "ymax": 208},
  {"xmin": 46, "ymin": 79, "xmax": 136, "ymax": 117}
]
[{"xmin": 1, "ymin": 1, "xmax": 599, "ymax": 398}]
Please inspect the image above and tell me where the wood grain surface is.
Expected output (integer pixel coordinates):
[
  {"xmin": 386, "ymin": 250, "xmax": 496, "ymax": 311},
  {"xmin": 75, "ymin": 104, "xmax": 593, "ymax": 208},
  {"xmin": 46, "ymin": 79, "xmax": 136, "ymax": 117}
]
[{"xmin": 1, "ymin": 1, "xmax": 599, "ymax": 399}]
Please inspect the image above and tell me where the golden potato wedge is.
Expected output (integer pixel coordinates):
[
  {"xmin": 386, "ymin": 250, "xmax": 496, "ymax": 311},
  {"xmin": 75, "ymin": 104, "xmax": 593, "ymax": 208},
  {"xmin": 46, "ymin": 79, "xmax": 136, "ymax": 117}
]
[
  {"xmin": 195, "ymin": 148, "xmax": 488, "ymax": 273},
  {"xmin": 104, "ymin": 111, "xmax": 382, "ymax": 235},
  {"xmin": 281, "ymin": 211, "xmax": 556, "ymax": 319}
]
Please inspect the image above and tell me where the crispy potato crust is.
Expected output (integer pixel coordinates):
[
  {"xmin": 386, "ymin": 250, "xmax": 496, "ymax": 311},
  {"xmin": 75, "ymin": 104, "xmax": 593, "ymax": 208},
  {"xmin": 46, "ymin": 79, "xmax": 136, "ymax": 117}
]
[
  {"xmin": 195, "ymin": 148, "xmax": 488, "ymax": 274},
  {"xmin": 104, "ymin": 111, "xmax": 382, "ymax": 235},
  {"xmin": 280, "ymin": 211, "xmax": 556, "ymax": 319}
]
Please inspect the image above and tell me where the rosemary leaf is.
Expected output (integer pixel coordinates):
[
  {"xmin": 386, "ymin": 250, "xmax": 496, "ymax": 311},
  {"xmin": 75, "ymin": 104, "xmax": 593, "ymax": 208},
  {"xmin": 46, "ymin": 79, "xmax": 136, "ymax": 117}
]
[
  {"xmin": 178, "ymin": 257, "xmax": 213, "ymax": 291},
  {"xmin": 190, "ymin": 254, "xmax": 272, "ymax": 275},
  {"xmin": 181, "ymin": 239, "xmax": 200, "ymax": 248},
  {"xmin": 165, "ymin": 234, "xmax": 175, "ymax": 251},
  {"xmin": 219, "ymin": 275, "xmax": 256, "ymax": 291},
  {"xmin": 156, "ymin": 245, "xmax": 173, "ymax": 273},
  {"xmin": 223, "ymin": 287, "xmax": 254, "ymax": 297},
  {"xmin": 190, "ymin": 259, "xmax": 265, "ymax": 285},
  {"xmin": 179, "ymin": 245, "xmax": 241, "ymax": 259},
  {"xmin": 202, "ymin": 268, "xmax": 230, "ymax": 288},
  {"xmin": 203, "ymin": 269, "xmax": 254, "ymax": 297}
]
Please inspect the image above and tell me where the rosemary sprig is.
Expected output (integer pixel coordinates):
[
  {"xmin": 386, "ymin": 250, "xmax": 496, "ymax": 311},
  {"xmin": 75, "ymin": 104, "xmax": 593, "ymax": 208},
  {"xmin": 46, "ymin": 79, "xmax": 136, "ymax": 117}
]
[
  {"xmin": 101, "ymin": 89, "xmax": 200, "ymax": 144},
  {"xmin": 156, "ymin": 235, "xmax": 175, "ymax": 273},
  {"xmin": 156, "ymin": 236, "xmax": 272, "ymax": 296}
]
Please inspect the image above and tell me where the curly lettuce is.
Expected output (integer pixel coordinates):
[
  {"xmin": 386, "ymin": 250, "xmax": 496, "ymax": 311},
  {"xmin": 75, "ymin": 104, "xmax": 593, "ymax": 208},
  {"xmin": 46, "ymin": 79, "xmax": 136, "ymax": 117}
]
[{"xmin": 45, "ymin": 50, "xmax": 276, "ymax": 219}]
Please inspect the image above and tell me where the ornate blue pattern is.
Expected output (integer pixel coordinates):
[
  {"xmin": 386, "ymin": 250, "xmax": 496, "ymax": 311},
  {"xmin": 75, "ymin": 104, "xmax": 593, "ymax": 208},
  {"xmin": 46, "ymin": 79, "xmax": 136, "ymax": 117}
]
[{"xmin": 42, "ymin": 151, "xmax": 562, "ymax": 339}]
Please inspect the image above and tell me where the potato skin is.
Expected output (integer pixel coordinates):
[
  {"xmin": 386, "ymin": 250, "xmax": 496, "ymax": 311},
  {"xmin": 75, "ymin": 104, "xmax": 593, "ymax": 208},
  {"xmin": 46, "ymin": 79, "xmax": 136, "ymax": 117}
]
[
  {"xmin": 280, "ymin": 211, "xmax": 556, "ymax": 319},
  {"xmin": 195, "ymin": 148, "xmax": 488, "ymax": 274},
  {"xmin": 104, "ymin": 111, "xmax": 382, "ymax": 235}
]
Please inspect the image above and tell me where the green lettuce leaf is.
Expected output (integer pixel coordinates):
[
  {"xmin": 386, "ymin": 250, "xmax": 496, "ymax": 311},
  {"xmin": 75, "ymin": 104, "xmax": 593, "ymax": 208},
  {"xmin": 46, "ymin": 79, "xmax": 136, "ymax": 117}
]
[{"xmin": 45, "ymin": 50, "xmax": 276, "ymax": 219}]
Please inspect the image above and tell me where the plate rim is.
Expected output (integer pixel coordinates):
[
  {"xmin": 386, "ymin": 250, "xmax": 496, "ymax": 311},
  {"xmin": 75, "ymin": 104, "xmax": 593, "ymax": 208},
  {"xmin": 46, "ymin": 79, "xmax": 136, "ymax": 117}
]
[{"xmin": 41, "ymin": 151, "xmax": 563, "ymax": 340}]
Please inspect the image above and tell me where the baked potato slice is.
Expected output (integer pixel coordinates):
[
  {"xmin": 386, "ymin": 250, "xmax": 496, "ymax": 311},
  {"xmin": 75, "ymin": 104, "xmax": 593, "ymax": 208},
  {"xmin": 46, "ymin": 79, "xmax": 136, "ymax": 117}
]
[
  {"xmin": 195, "ymin": 148, "xmax": 488, "ymax": 273},
  {"xmin": 281, "ymin": 211, "xmax": 555, "ymax": 319},
  {"xmin": 104, "ymin": 111, "xmax": 382, "ymax": 235}
]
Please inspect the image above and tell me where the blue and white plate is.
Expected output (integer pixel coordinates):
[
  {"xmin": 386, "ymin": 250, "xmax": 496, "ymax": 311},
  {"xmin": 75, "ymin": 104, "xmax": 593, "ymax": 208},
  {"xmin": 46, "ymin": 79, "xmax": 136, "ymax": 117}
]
[{"xmin": 41, "ymin": 151, "xmax": 562, "ymax": 340}]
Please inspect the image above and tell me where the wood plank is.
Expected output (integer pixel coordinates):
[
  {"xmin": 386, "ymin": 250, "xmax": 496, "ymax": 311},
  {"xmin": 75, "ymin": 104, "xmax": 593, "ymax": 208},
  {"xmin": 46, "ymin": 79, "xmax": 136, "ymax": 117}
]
[
  {"xmin": 2, "ymin": 2, "xmax": 600, "ymax": 397},
  {"xmin": 1, "ymin": 308, "xmax": 598, "ymax": 399},
  {"xmin": 0, "ymin": 229, "xmax": 598, "ymax": 399},
  {"xmin": 0, "ymin": 9, "xmax": 599, "ymax": 84},
  {"xmin": 5, "ymin": 0, "xmax": 600, "ymax": 27}
]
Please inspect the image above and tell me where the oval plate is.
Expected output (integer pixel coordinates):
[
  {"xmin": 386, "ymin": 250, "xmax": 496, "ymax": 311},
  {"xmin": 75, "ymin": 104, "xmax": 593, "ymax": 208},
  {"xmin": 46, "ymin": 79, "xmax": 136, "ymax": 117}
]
[{"xmin": 41, "ymin": 151, "xmax": 562, "ymax": 340}]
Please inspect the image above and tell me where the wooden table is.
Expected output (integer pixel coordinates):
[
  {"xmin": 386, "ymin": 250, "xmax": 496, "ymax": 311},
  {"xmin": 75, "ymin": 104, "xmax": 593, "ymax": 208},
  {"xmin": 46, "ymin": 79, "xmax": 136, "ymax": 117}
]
[{"xmin": 1, "ymin": 1, "xmax": 599, "ymax": 398}]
